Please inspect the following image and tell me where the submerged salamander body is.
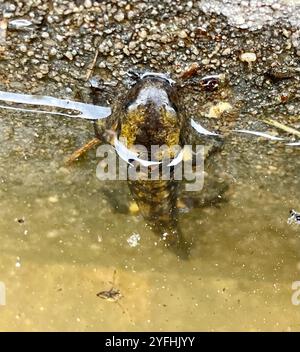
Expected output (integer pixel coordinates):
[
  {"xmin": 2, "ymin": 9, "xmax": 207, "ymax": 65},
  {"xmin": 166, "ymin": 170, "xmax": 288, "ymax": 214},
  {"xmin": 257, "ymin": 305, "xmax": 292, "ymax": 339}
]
[{"xmin": 95, "ymin": 73, "xmax": 192, "ymax": 257}]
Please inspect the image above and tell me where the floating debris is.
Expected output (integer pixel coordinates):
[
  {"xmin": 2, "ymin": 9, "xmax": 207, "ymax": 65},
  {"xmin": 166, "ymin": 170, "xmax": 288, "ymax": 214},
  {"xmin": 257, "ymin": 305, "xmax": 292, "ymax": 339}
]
[
  {"xmin": 288, "ymin": 210, "xmax": 300, "ymax": 225},
  {"xmin": 97, "ymin": 286, "xmax": 122, "ymax": 302},
  {"xmin": 127, "ymin": 233, "xmax": 141, "ymax": 248},
  {"xmin": 97, "ymin": 270, "xmax": 122, "ymax": 302},
  {"xmin": 96, "ymin": 271, "xmax": 133, "ymax": 324},
  {"xmin": 0, "ymin": 90, "xmax": 111, "ymax": 120}
]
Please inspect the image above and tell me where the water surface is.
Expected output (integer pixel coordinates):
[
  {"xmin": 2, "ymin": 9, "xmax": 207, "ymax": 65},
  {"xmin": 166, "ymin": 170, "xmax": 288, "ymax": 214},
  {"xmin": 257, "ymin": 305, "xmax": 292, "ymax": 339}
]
[{"xmin": 0, "ymin": 108, "xmax": 300, "ymax": 331}]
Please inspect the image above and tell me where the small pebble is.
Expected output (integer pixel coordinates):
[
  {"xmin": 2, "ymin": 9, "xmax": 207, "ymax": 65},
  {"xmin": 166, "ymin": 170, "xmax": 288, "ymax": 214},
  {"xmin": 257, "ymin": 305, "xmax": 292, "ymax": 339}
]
[
  {"xmin": 65, "ymin": 51, "xmax": 73, "ymax": 60},
  {"xmin": 114, "ymin": 11, "xmax": 125, "ymax": 22},
  {"xmin": 84, "ymin": 0, "xmax": 92, "ymax": 9},
  {"xmin": 49, "ymin": 48, "xmax": 57, "ymax": 56},
  {"xmin": 240, "ymin": 52, "xmax": 257, "ymax": 64},
  {"xmin": 19, "ymin": 44, "xmax": 27, "ymax": 53}
]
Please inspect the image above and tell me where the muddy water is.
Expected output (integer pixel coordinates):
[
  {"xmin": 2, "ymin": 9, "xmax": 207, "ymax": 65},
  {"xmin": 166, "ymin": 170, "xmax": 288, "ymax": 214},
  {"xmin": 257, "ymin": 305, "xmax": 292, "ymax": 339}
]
[{"xmin": 0, "ymin": 108, "xmax": 300, "ymax": 332}]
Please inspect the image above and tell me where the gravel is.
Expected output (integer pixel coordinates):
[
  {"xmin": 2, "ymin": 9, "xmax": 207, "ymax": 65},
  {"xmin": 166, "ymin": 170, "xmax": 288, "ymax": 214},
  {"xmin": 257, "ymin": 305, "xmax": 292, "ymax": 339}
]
[{"xmin": 0, "ymin": 0, "xmax": 300, "ymax": 126}]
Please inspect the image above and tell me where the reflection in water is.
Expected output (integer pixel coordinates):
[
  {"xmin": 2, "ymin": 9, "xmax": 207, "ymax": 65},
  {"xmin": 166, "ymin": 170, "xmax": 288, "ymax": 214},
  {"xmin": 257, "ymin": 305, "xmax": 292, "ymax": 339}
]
[
  {"xmin": 0, "ymin": 90, "xmax": 111, "ymax": 120},
  {"xmin": 191, "ymin": 118, "xmax": 220, "ymax": 136},
  {"xmin": 233, "ymin": 129, "xmax": 285, "ymax": 141},
  {"xmin": 287, "ymin": 142, "xmax": 300, "ymax": 146}
]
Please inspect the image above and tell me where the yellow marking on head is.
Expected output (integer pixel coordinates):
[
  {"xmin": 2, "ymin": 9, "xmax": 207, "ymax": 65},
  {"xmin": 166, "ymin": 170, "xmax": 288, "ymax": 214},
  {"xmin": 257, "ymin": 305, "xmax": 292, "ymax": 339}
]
[
  {"xmin": 160, "ymin": 107, "xmax": 181, "ymax": 148},
  {"xmin": 120, "ymin": 109, "xmax": 146, "ymax": 147}
]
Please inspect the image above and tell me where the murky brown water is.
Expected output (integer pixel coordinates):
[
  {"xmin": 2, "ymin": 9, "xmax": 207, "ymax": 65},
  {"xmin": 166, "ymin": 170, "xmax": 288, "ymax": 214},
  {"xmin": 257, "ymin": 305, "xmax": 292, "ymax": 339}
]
[{"xmin": 0, "ymin": 108, "xmax": 300, "ymax": 331}]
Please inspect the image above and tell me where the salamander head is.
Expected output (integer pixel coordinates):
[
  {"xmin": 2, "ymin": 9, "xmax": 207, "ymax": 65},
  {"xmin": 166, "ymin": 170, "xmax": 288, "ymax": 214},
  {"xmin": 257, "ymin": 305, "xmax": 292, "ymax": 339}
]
[{"xmin": 118, "ymin": 72, "xmax": 186, "ymax": 151}]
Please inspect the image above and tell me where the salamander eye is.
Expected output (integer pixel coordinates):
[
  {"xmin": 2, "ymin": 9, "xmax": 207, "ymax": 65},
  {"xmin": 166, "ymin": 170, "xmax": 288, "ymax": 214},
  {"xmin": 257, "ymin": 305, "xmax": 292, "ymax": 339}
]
[
  {"xmin": 125, "ymin": 69, "xmax": 142, "ymax": 85},
  {"xmin": 200, "ymin": 76, "xmax": 219, "ymax": 92}
]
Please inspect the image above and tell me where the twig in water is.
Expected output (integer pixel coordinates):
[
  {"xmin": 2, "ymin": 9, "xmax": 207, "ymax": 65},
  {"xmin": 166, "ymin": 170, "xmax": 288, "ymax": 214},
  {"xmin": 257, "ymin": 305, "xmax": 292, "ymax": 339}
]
[
  {"xmin": 263, "ymin": 119, "xmax": 300, "ymax": 139},
  {"xmin": 66, "ymin": 137, "xmax": 101, "ymax": 165},
  {"xmin": 86, "ymin": 49, "xmax": 99, "ymax": 81}
]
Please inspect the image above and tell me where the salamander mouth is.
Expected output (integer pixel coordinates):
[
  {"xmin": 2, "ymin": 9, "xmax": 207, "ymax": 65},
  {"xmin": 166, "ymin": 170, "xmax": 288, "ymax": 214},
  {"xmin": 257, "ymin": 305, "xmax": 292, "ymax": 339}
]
[{"xmin": 112, "ymin": 133, "xmax": 184, "ymax": 168}]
